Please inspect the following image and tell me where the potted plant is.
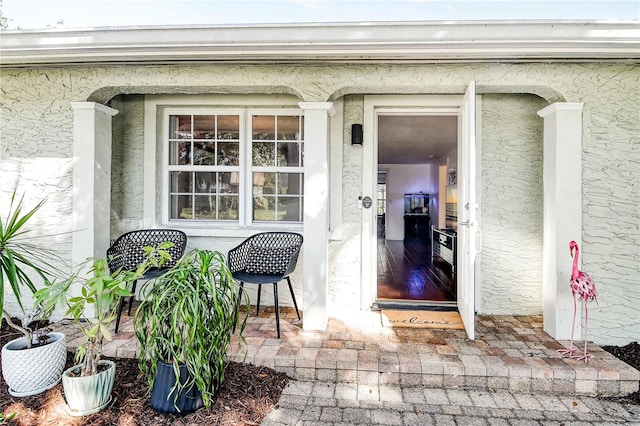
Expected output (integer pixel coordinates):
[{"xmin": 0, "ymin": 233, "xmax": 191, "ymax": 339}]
[
  {"xmin": 34, "ymin": 244, "xmax": 172, "ymax": 416},
  {"xmin": 1, "ymin": 191, "xmax": 67, "ymax": 397},
  {"xmin": 134, "ymin": 249, "xmax": 248, "ymax": 414}
]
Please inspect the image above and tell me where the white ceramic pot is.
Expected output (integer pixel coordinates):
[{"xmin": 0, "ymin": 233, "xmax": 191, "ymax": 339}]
[
  {"xmin": 1, "ymin": 332, "xmax": 67, "ymax": 397},
  {"xmin": 62, "ymin": 360, "xmax": 116, "ymax": 416}
]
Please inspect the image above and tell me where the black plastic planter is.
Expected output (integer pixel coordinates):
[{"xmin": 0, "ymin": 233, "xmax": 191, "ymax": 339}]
[{"xmin": 151, "ymin": 361, "xmax": 203, "ymax": 414}]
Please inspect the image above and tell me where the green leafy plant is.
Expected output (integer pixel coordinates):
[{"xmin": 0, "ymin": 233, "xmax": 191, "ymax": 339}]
[
  {"xmin": 35, "ymin": 244, "xmax": 173, "ymax": 376},
  {"xmin": 0, "ymin": 191, "xmax": 55, "ymax": 348},
  {"xmin": 134, "ymin": 249, "xmax": 248, "ymax": 408}
]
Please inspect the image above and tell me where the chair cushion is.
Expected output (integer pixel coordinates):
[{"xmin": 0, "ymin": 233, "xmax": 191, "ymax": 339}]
[{"xmin": 245, "ymin": 245, "xmax": 296, "ymax": 275}]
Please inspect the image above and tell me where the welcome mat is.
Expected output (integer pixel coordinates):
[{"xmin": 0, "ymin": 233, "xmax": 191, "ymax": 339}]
[{"xmin": 380, "ymin": 310, "xmax": 465, "ymax": 330}]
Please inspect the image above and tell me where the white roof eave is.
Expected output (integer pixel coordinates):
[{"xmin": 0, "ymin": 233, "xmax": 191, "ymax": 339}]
[{"xmin": 1, "ymin": 20, "xmax": 639, "ymax": 66}]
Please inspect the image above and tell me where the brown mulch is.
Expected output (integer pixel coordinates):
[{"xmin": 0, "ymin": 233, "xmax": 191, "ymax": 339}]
[
  {"xmin": 0, "ymin": 319, "xmax": 288, "ymax": 426},
  {"xmin": 602, "ymin": 341, "xmax": 640, "ymax": 405}
]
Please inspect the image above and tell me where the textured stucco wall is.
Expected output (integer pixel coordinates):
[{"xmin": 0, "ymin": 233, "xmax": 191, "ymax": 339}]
[
  {"xmin": 110, "ymin": 95, "xmax": 146, "ymax": 235},
  {"xmin": 1, "ymin": 63, "xmax": 638, "ymax": 345},
  {"xmin": 480, "ymin": 94, "xmax": 548, "ymax": 315}
]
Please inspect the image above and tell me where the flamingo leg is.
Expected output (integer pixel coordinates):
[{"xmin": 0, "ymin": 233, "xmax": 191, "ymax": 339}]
[
  {"xmin": 574, "ymin": 302, "xmax": 591, "ymax": 363},
  {"xmin": 558, "ymin": 294, "xmax": 577, "ymax": 357}
]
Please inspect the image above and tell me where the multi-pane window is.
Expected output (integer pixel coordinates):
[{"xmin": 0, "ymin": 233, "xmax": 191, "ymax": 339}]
[
  {"xmin": 166, "ymin": 110, "xmax": 304, "ymax": 225},
  {"xmin": 251, "ymin": 114, "xmax": 304, "ymax": 223}
]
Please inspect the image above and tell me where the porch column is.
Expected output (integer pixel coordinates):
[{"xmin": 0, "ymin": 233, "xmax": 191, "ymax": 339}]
[
  {"xmin": 537, "ymin": 103, "xmax": 583, "ymax": 340},
  {"xmin": 298, "ymin": 101, "xmax": 335, "ymax": 331},
  {"xmin": 70, "ymin": 102, "xmax": 118, "ymax": 266}
]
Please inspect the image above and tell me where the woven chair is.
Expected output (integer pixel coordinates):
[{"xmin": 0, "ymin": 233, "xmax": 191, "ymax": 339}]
[
  {"xmin": 228, "ymin": 232, "xmax": 303, "ymax": 338},
  {"xmin": 107, "ymin": 229, "xmax": 187, "ymax": 333}
]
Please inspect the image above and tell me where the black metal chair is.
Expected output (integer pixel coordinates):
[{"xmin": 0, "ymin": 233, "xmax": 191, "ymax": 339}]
[
  {"xmin": 228, "ymin": 232, "xmax": 303, "ymax": 338},
  {"xmin": 107, "ymin": 229, "xmax": 187, "ymax": 333}
]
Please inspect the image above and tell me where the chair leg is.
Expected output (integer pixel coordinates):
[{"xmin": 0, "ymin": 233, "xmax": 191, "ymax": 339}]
[
  {"xmin": 127, "ymin": 280, "xmax": 138, "ymax": 316},
  {"xmin": 256, "ymin": 284, "xmax": 262, "ymax": 315},
  {"xmin": 273, "ymin": 282, "xmax": 280, "ymax": 339},
  {"xmin": 287, "ymin": 277, "xmax": 301, "ymax": 320},
  {"xmin": 233, "ymin": 282, "xmax": 244, "ymax": 334}
]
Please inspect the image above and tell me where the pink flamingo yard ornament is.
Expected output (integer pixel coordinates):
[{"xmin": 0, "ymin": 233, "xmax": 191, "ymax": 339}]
[{"xmin": 558, "ymin": 240, "xmax": 598, "ymax": 362}]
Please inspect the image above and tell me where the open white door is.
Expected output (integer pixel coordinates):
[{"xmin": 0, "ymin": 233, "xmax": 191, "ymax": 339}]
[{"xmin": 457, "ymin": 81, "xmax": 478, "ymax": 340}]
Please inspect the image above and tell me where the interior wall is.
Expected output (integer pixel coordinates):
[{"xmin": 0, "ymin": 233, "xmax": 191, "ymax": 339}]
[{"xmin": 379, "ymin": 163, "xmax": 432, "ymax": 240}]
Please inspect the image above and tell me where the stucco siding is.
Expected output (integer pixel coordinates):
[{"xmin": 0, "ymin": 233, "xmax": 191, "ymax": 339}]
[
  {"xmin": 111, "ymin": 95, "xmax": 146, "ymax": 235},
  {"xmin": 1, "ymin": 63, "xmax": 638, "ymax": 344},
  {"xmin": 480, "ymin": 94, "xmax": 547, "ymax": 315},
  {"xmin": 328, "ymin": 95, "xmax": 364, "ymax": 316}
]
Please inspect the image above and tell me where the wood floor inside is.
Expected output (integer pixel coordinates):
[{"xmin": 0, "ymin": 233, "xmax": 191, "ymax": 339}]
[{"xmin": 377, "ymin": 233, "xmax": 456, "ymax": 303}]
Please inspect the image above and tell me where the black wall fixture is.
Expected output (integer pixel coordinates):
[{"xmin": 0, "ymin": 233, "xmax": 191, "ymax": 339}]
[{"xmin": 351, "ymin": 124, "xmax": 363, "ymax": 145}]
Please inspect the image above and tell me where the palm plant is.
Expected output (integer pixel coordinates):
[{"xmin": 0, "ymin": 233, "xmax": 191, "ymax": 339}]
[
  {"xmin": 134, "ymin": 249, "xmax": 248, "ymax": 410},
  {"xmin": 0, "ymin": 191, "xmax": 52, "ymax": 347}
]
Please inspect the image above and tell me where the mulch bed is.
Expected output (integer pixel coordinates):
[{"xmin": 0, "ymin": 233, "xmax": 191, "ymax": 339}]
[
  {"xmin": 602, "ymin": 341, "xmax": 640, "ymax": 405},
  {"xmin": 0, "ymin": 319, "xmax": 288, "ymax": 425}
]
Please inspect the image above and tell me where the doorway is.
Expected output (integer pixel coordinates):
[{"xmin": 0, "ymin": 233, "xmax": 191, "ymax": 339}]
[
  {"xmin": 375, "ymin": 113, "xmax": 458, "ymax": 306},
  {"xmin": 361, "ymin": 89, "xmax": 479, "ymax": 339}
]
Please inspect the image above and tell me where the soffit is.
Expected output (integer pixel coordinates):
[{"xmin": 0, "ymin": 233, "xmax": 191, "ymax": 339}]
[{"xmin": 1, "ymin": 20, "xmax": 639, "ymax": 67}]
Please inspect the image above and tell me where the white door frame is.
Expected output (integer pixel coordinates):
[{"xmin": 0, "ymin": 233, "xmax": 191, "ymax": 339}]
[{"xmin": 361, "ymin": 94, "xmax": 474, "ymax": 310}]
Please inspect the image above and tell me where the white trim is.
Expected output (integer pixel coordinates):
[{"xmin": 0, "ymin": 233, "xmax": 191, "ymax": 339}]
[
  {"xmin": 362, "ymin": 95, "xmax": 465, "ymax": 310},
  {"xmin": 3, "ymin": 21, "xmax": 638, "ymax": 66},
  {"xmin": 299, "ymin": 101, "xmax": 333, "ymax": 331},
  {"xmin": 537, "ymin": 102, "xmax": 584, "ymax": 340}
]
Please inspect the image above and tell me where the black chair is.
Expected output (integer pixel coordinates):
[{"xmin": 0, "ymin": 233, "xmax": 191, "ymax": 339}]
[
  {"xmin": 228, "ymin": 232, "xmax": 303, "ymax": 338},
  {"xmin": 107, "ymin": 229, "xmax": 187, "ymax": 333}
]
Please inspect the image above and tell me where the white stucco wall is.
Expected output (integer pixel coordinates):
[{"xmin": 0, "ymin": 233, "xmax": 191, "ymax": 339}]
[
  {"xmin": 479, "ymin": 94, "xmax": 548, "ymax": 315},
  {"xmin": 1, "ymin": 63, "xmax": 638, "ymax": 345}
]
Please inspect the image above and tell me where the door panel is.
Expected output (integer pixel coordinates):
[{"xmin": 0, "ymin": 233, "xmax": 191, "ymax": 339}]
[{"xmin": 457, "ymin": 81, "xmax": 477, "ymax": 339}]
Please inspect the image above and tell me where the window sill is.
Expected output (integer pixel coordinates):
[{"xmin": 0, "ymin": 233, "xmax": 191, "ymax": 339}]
[{"xmin": 163, "ymin": 222, "xmax": 304, "ymax": 238}]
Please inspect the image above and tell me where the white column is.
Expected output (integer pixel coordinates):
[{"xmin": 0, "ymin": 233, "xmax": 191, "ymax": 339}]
[
  {"xmin": 70, "ymin": 102, "xmax": 118, "ymax": 267},
  {"xmin": 298, "ymin": 101, "xmax": 334, "ymax": 331},
  {"xmin": 537, "ymin": 102, "xmax": 583, "ymax": 340}
]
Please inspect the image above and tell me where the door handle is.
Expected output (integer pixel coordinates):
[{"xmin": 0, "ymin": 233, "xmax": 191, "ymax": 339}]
[{"xmin": 460, "ymin": 221, "xmax": 471, "ymax": 227}]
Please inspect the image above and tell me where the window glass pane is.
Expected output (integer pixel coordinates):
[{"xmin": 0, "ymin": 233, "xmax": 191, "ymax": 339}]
[
  {"xmin": 277, "ymin": 142, "xmax": 300, "ymax": 167},
  {"xmin": 193, "ymin": 141, "xmax": 215, "ymax": 165},
  {"xmin": 277, "ymin": 116, "xmax": 300, "ymax": 140},
  {"xmin": 252, "ymin": 115, "xmax": 275, "ymax": 140},
  {"xmin": 218, "ymin": 172, "xmax": 238, "ymax": 193},
  {"xmin": 253, "ymin": 142, "xmax": 274, "ymax": 166},
  {"xmin": 278, "ymin": 172, "xmax": 303, "ymax": 196},
  {"xmin": 278, "ymin": 197, "xmax": 302, "ymax": 222},
  {"xmin": 218, "ymin": 195, "xmax": 239, "ymax": 220},
  {"xmin": 195, "ymin": 195, "xmax": 215, "ymax": 219},
  {"xmin": 259, "ymin": 172, "xmax": 275, "ymax": 195},
  {"xmin": 253, "ymin": 196, "xmax": 275, "ymax": 221},
  {"xmin": 170, "ymin": 171, "xmax": 192, "ymax": 193},
  {"xmin": 195, "ymin": 172, "xmax": 215, "ymax": 194},
  {"xmin": 170, "ymin": 195, "xmax": 193, "ymax": 219},
  {"xmin": 169, "ymin": 115, "xmax": 192, "ymax": 139},
  {"xmin": 218, "ymin": 115, "xmax": 239, "ymax": 139},
  {"xmin": 170, "ymin": 141, "xmax": 191, "ymax": 165},
  {"xmin": 193, "ymin": 115, "xmax": 216, "ymax": 139},
  {"xmin": 217, "ymin": 141, "xmax": 239, "ymax": 166}
]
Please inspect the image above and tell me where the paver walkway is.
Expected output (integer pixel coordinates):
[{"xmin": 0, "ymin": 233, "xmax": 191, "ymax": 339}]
[
  {"xmin": 263, "ymin": 381, "xmax": 640, "ymax": 425},
  {"xmin": 51, "ymin": 307, "xmax": 640, "ymax": 425}
]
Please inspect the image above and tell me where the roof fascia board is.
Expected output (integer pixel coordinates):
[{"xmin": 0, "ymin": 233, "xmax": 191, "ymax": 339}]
[{"xmin": 1, "ymin": 20, "xmax": 639, "ymax": 66}]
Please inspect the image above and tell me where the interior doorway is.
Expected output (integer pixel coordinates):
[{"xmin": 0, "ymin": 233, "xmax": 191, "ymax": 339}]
[{"xmin": 375, "ymin": 113, "xmax": 458, "ymax": 307}]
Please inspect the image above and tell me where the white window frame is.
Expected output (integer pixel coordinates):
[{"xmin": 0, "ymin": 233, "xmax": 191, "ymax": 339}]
[
  {"xmin": 245, "ymin": 109, "xmax": 305, "ymax": 226},
  {"xmin": 161, "ymin": 106, "xmax": 304, "ymax": 231}
]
